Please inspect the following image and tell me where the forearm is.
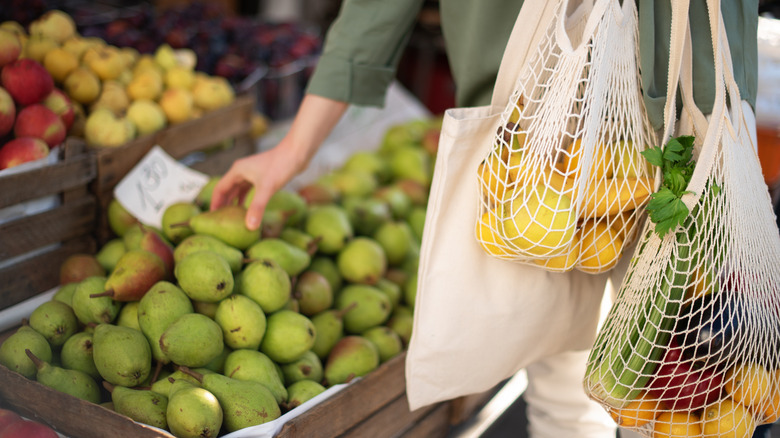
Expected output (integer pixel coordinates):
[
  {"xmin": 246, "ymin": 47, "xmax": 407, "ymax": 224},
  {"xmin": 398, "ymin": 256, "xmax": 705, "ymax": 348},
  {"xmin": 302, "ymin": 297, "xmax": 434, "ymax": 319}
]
[{"xmin": 283, "ymin": 93, "xmax": 349, "ymax": 173}]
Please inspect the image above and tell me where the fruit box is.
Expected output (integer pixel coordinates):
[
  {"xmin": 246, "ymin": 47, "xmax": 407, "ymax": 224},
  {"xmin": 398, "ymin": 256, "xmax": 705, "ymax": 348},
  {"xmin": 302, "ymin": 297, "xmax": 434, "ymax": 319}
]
[{"xmin": 0, "ymin": 140, "xmax": 97, "ymax": 312}]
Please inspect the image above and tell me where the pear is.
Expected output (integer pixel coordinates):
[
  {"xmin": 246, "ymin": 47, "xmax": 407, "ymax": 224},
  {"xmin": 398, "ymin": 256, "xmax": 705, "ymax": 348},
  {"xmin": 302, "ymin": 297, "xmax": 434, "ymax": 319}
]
[
  {"xmin": 343, "ymin": 150, "xmax": 392, "ymax": 184},
  {"xmin": 280, "ymin": 350, "xmax": 323, "ymax": 386},
  {"xmin": 28, "ymin": 300, "xmax": 79, "ymax": 348},
  {"xmin": 95, "ymin": 238, "xmax": 126, "ymax": 272},
  {"xmin": 59, "ymin": 253, "xmax": 106, "ymax": 285},
  {"xmin": 373, "ymin": 221, "xmax": 415, "ymax": 266},
  {"xmin": 374, "ymin": 277, "xmax": 402, "ymax": 310},
  {"xmin": 407, "ymin": 206, "xmax": 427, "ymax": 242},
  {"xmin": 304, "ymin": 204, "xmax": 353, "ymax": 255},
  {"xmin": 0, "ymin": 325, "xmax": 52, "ymax": 378},
  {"xmin": 284, "ymin": 380, "xmax": 326, "ymax": 410},
  {"xmin": 336, "ymin": 284, "xmax": 392, "ymax": 334},
  {"xmin": 137, "ymin": 227, "xmax": 175, "ymax": 279},
  {"xmin": 280, "ymin": 228, "xmax": 320, "ymax": 254},
  {"xmin": 310, "ymin": 306, "xmax": 352, "ymax": 360},
  {"xmin": 93, "ymin": 323, "xmax": 151, "ymax": 387},
  {"xmin": 214, "ymin": 294, "xmax": 266, "ymax": 350},
  {"xmin": 161, "ymin": 202, "xmax": 199, "ymax": 244},
  {"xmin": 166, "ymin": 378, "xmax": 222, "ymax": 438},
  {"xmin": 362, "ymin": 326, "xmax": 404, "ymax": 363},
  {"xmin": 60, "ymin": 331, "xmax": 100, "ymax": 380},
  {"xmin": 184, "ymin": 206, "xmax": 260, "ymax": 250},
  {"xmin": 297, "ymin": 180, "xmax": 340, "ymax": 205},
  {"xmin": 150, "ymin": 368, "xmax": 213, "ymax": 397},
  {"xmin": 342, "ymin": 196, "xmax": 392, "ymax": 236},
  {"xmin": 223, "ymin": 349, "xmax": 287, "ymax": 404},
  {"xmin": 308, "ymin": 256, "xmax": 343, "ymax": 294},
  {"xmin": 404, "ymin": 272, "xmax": 418, "ymax": 309},
  {"xmin": 245, "ymin": 238, "xmax": 310, "ymax": 277},
  {"xmin": 115, "ymin": 300, "xmax": 141, "ymax": 331},
  {"xmin": 387, "ymin": 306, "xmax": 414, "ymax": 345},
  {"xmin": 331, "ymin": 168, "xmax": 378, "ymax": 198},
  {"xmin": 264, "ymin": 189, "xmax": 308, "ymax": 227},
  {"xmin": 52, "ymin": 282, "xmax": 77, "ymax": 307},
  {"xmin": 389, "ymin": 145, "xmax": 432, "ymax": 186},
  {"xmin": 71, "ymin": 276, "xmax": 121, "ymax": 325},
  {"xmin": 174, "ymin": 250, "xmax": 234, "ymax": 302},
  {"xmin": 337, "ymin": 237, "xmax": 387, "ymax": 285},
  {"xmin": 138, "ymin": 281, "xmax": 194, "ymax": 365},
  {"xmin": 257, "ymin": 208, "xmax": 294, "ymax": 239},
  {"xmin": 202, "ymin": 345, "xmax": 231, "ymax": 374},
  {"xmin": 324, "ymin": 336, "xmax": 380, "ymax": 386},
  {"xmin": 174, "ymin": 234, "xmax": 244, "ymax": 274},
  {"xmin": 179, "ymin": 367, "xmax": 281, "ymax": 432},
  {"xmin": 194, "ymin": 176, "xmax": 220, "ymax": 209},
  {"xmin": 25, "ymin": 349, "xmax": 100, "ymax": 403},
  {"xmin": 236, "ymin": 259, "xmax": 290, "ymax": 314},
  {"xmin": 90, "ymin": 249, "xmax": 166, "ymax": 301},
  {"xmin": 159, "ymin": 313, "xmax": 224, "ymax": 368},
  {"xmin": 192, "ymin": 300, "xmax": 219, "ymax": 319},
  {"xmin": 373, "ymin": 185, "xmax": 413, "ymax": 220},
  {"xmin": 107, "ymin": 198, "xmax": 139, "ymax": 237},
  {"xmin": 293, "ymin": 271, "xmax": 333, "ymax": 316},
  {"xmin": 260, "ymin": 310, "xmax": 316, "ymax": 364},
  {"xmin": 105, "ymin": 382, "xmax": 168, "ymax": 430},
  {"xmin": 395, "ymin": 179, "xmax": 429, "ymax": 207}
]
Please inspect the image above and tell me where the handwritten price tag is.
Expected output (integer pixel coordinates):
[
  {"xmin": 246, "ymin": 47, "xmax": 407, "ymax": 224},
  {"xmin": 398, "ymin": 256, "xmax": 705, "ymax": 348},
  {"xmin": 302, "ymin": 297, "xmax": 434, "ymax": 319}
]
[{"xmin": 114, "ymin": 146, "xmax": 210, "ymax": 228}]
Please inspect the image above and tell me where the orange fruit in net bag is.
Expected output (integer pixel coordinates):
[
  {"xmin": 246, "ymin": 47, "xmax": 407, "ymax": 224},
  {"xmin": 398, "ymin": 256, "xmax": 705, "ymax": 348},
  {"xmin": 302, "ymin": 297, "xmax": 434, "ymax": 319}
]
[
  {"xmin": 575, "ymin": 219, "xmax": 624, "ymax": 273},
  {"xmin": 725, "ymin": 362, "xmax": 772, "ymax": 409},
  {"xmin": 478, "ymin": 150, "xmax": 510, "ymax": 206},
  {"xmin": 609, "ymin": 391, "xmax": 660, "ymax": 428},
  {"xmin": 762, "ymin": 389, "xmax": 780, "ymax": 424},
  {"xmin": 476, "ymin": 210, "xmax": 511, "ymax": 257},
  {"xmin": 653, "ymin": 411, "xmax": 703, "ymax": 438},
  {"xmin": 702, "ymin": 398, "xmax": 756, "ymax": 438}
]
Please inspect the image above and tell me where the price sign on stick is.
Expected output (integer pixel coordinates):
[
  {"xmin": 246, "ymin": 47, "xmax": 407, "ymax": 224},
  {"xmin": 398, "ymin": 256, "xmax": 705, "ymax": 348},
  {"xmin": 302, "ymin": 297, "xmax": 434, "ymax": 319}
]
[{"xmin": 114, "ymin": 146, "xmax": 210, "ymax": 229}]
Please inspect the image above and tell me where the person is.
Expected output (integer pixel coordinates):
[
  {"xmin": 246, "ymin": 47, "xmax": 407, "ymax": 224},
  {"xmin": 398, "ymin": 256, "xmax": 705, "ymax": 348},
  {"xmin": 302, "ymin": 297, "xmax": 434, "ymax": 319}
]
[{"xmin": 210, "ymin": 1, "xmax": 760, "ymax": 436}]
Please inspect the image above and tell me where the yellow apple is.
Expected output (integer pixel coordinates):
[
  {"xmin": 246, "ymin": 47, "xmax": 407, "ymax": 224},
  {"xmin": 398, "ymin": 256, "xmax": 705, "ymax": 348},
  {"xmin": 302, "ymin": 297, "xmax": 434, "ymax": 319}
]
[
  {"xmin": 126, "ymin": 99, "xmax": 166, "ymax": 136},
  {"xmin": 158, "ymin": 88, "xmax": 194, "ymax": 124},
  {"xmin": 126, "ymin": 70, "xmax": 164, "ymax": 101},
  {"xmin": 84, "ymin": 108, "xmax": 136, "ymax": 147},
  {"xmin": 28, "ymin": 10, "xmax": 76, "ymax": 44},
  {"xmin": 90, "ymin": 80, "xmax": 129, "ymax": 116},
  {"xmin": 43, "ymin": 47, "xmax": 78, "ymax": 83},
  {"xmin": 192, "ymin": 76, "xmax": 235, "ymax": 112},
  {"xmin": 63, "ymin": 67, "xmax": 101, "ymax": 105}
]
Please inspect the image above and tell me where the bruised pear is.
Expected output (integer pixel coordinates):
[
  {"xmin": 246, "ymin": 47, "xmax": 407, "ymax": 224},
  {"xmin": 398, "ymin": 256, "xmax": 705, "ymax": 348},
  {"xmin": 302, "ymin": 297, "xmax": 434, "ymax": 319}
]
[
  {"xmin": 28, "ymin": 300, "xmax": 79, "ymax": 348},
  {"xmin": 293, "ymin": 270, "xmax": 333, "ymax": 316},
  {"xmin": 324, "ymin": 336, "xmax": 379, "ymax": 385},
  {"xmin": 280, "ymin": 350, "xmax": 323, "ymax": 385},
  {"xmin": 236, "ymin": 259, "xmax": 290, "ymax": 314},
  {"xmin": 335, "ymin": 284, "xmax": 392, "ymax": 334},
  {"xmin": 260, "ymin": 310, "xmax": 316, "ymax": 364},
  {"xmin": 214, "ymin": 294, "xmax": 266, "ymax": 350},
  {"xmin": 285, "ymin": 380, "xmax": 326, "ymax": 410},
  {"xmin": 60, "ymin": 331, "xmax": 100, "ymax": 380}
]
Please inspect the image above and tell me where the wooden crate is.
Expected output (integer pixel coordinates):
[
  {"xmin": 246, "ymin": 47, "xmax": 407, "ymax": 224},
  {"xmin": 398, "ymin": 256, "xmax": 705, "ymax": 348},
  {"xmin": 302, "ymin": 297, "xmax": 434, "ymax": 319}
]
[{"xmin": 0, "ymin": 141, "xmax": 97, "ymax": 311}]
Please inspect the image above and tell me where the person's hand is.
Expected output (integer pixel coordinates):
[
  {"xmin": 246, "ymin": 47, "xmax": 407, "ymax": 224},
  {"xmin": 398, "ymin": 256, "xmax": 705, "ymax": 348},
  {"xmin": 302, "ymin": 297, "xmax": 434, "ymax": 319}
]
[{"xmin": 209, "ymin": 94, "xmax": 349, "ymax": 230}]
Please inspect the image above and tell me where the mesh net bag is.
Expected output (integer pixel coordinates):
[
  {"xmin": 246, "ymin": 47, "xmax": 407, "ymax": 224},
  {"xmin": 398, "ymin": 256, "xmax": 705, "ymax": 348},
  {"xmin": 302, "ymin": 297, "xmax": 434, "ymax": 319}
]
[
  {"xmin": 475, "ymin": 0, "xmax": 656, "ymax": 274},
  {"xmin": 583, "ymin": 1, "xmax": 780, "ymax": 436}
]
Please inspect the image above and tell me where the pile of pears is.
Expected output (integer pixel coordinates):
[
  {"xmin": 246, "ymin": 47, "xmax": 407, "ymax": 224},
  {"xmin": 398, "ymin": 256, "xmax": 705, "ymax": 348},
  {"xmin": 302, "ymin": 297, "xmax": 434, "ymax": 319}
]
[{"xmin": 0, "ymin": 118, "xmax": 441, "ymax": 438}]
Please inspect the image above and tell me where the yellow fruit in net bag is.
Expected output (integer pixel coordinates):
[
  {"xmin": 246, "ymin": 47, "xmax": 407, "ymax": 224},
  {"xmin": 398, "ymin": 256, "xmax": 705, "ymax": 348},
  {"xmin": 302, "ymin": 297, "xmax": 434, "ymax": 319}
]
[
  {"xmin": 725, "ymin": 363, "xmax": 773, "ymax": 409},
  {"xmin": 702, "ymin": 398, "xmax": 756, "ymax": 438},
  {"xmin": 612, "ymin": 139, "xmax": 652, "ymax": 179},
  {"xmin": 576, "ymin": 219, "xmax": 624, "ymax": 273},
  {"xmin": 500, "ymin": 184, "xmax": 576, "ymax": 257},
  {"xmin": 558, "ymin": 138, "xmax": 614, "ymax": 180},
  {"xmin": 609, "ymin": 390, "xmax": 660, "ymax": 428},
  {"xmin": 533, "ymin": 233, "xmax": 580, "ymax": 271},
  {"xmin": 476, "ymin": 209, "xmax": 511, "ymax": 257},
  {"xmin": 653, "ymin": 411, "xmax": 702, "ymax": 438},
  {"xmin": 580, "ymin": 176, "xmax": 654, "ymax": 219},
  {"xmin": 478, "ymin": 148, "xmax": 510, "ymax": 206}
]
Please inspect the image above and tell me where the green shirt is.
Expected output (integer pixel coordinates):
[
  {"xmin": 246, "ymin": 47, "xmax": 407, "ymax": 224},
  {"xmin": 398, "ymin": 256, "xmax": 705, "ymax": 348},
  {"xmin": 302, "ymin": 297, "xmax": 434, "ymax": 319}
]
[{"xmin": 306, "ymin": 0, "xmax": 758, "ymax": 130}]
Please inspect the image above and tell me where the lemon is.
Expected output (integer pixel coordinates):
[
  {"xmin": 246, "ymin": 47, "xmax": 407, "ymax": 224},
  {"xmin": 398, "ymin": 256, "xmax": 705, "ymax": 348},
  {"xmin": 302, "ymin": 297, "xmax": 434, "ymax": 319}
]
[
  {"xmin": 558, "ymin": 138, "xmax": 614, "ymax": 180},
  {"xmin": 612, "ymin": 139, "xmax": 652, "ymax": 179},
  {"xmin": 702, "ymin": 398, "xmax": 755, "ymax": 438},
  {"xmin": 726, "ymin": 363, "xmax": 772, "ymax": 409},
  {"xmin": 653, "ymin": 411, "xmax": 702, "ymax": 437},
  {"xmin": 580, "ymin": 176, "xmax": 654, "ymax": 219},
  {"xmin": 576, "ymin": 219, "xmax": 624, "ymax": 273},
  {"xmin": 500, "ymin": 184, "xmax": 576, "ymax": 257},
  {"xmin": 610, "ymin": 391, "xmax": 660, "ymax": 428},
  {"xmin": 476, "ymin": 210, "xmax": 510, "ymax": 257},
  {"xmin": 534, "ymin": 232, "xmax": 580, "ymax": 271},
  {"xmin": 478, "ymin": 146, "xmax": 510, "ymax": 206}
]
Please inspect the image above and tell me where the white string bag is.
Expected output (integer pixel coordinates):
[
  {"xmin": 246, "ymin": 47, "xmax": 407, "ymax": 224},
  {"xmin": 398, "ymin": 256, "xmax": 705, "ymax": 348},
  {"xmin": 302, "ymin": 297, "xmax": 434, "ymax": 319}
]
[
  {"xmin": 583, "ymin": 0, "xmax": 780, "ymax": 436},
  {"xmin": 475, "ymin": 0, "xmax": 656, "ymax": 274}
]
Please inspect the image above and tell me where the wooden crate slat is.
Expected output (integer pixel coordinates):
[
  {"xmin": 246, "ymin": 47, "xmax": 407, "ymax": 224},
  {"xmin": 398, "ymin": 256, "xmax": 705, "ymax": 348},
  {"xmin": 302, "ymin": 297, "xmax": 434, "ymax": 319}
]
[
  {"xmin": 341, "ymin": 393, "xmax": 437, "ymax": 438},
  {"xmin": 0, "ymin": 366, "xmax": 173, "ymax": 438},
  {"xmin": 394, "ymin": 403, "xmax": 451, "ymax": 438},
  {"xmin": 276, "ymin": 353, "xmax": 407, "ymax": 438},
  {"xmin": 0, "ymin": 197, "xmax": 95, "ymax": 260},
  {"xmin": 0, "ymin": 238, "xmax": 96, "ymax": 311},
  {"xmin": 0, "ymin": 152, "xmax": 94, "ymax": 209}
]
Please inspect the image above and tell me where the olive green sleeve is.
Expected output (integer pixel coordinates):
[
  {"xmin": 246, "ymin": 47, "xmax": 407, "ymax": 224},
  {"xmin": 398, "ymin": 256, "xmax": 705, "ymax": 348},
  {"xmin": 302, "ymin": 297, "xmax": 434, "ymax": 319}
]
[
  {"xmin": 305, "ymin": 0, "xmax": 426, "ymax": 107},
  {"xmin": 638, "ymin": 0, "xmax": 758, "ymax": 130}
]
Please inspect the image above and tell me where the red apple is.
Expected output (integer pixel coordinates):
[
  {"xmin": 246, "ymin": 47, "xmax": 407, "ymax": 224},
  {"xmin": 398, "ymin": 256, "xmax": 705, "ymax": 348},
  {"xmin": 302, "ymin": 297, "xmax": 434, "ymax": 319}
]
[
  {"xmin": 1, "ymin": 59, "xmax": 54, "ymax": 106},
  {"xmin": 14, "ymin": 104, "xmax": 66, "ymax": 147},
  {"xmin": 42, "ymin": 89, "xmax": 75, "ymax": 131},
  {"xmin": 0, "ymin": 137, "xmax": 50, "ymax": 170},
  {"xmin": 0, "ymin": 86, "xmax": 14, "ymax": 137},
  {"xmin": 0, "ymin": 409, "xmax": 22, "ymax": 434},
  {"xmin": 0, "ymin": 419, "xmax": 59, "ymax": 438},
  {"xmin": 0, "ymin": 29, "xmax": 21, "ymax": 68}
]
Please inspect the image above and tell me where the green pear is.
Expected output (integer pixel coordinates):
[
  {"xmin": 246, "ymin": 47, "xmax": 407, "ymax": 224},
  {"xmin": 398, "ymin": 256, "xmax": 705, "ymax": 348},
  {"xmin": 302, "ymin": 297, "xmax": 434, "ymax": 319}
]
[
  {"xmin": 0, "ymin": 325, "xmax": 53, "ymax": 378},
  {"xmin": 93, "ymin": 323, "xmax": 151, "ymax": 387},
  {"xmin": 166, "ymin": 378, "xmax": 223, "ymax": 438},
  {"xmin": 279, "ymin": 228, "xmax": 320, "ymax": 253},
  {"xmin": 174, "ymin": 250, "xmax": 234, "ymax": 302},
  {"xmin": 304, "ymin": 204, "xmax": 353, "ymax": 254},
  {"xmin": 331, "ymin": 168, "xmax": 378, "ymax": 198},
  {"xmin": 406, "ymin": 206, "xmax": 427, "ymax": 242},
  {"xmin": 284, "ymin": 380, "xmax": 326, "ymax": 410},
  {"xmin": 374, "ymin": 277, "xmax": 402, "ymax": 310},
  {"xmin": 186, "ymin": 205, "xmax": 260, "ymax": 250},
  {"xmin": 310, "ymin": 307, "xmax": 351, "ymax": 360},
  {"xmin": 337, "ymin": 237, "xmax": 387, "ymax": 285},
  {"xmin": 28, "ymin": 300, "xmax": 79, "ymax": 348},
  {"xmin": 95, "ymin": 238, "xmax": 127, "ymax": 272},
  {"xmin": 404, "ymin": 272, "xmax": 418, "ymax": 309},
  {"xmin": 71, "ymin": 276, "xmax": 121, "ymax": 325},
  {"xmin": 179, "ymin": 366, "xmax": 281, "ymax": 432},
  {"xmin": 122, "ymin": 223, "xmax": 145, "ymax": 250},
  {"xmin": 379, "ymin": 120, "xmax": 428, "ymax": 154},
  {"xmin": 159, "ymin": 313, "xmax": 224, "ymax": 368},
  {"xmin": 260, "ymin": 310, "xmax": 316, "ymax": 364},
  {"xmin": 202, "ymin": 345, "xmax": 231, "ymax": 374},
  {"xmin": 174, "ymin": 234, "xmax": 244, "ymax": 274},
  {"xmin": 257, "ymin": 208, "xmax": 293, "ymax": 239},
  {"xmin": 93, "ymin": 249, "xmax": 167, "ymax": 302},
  {"xmin": 297, "ymin": 180, "xmax": 340, "ymax": 205},
  {"xmin": 324, "ymin": 336, "xmax": 379, "ymax": 385},
  {"xmin": 342, "ymin": 196, "xmax": 392, "ymax": 236},
  {"xmin": 373, "ymin": 185, "xmax": 413, "ymax": 220},
  {"xmin": 264, "ymin": 189, "xmax": 308, "ymax": 227},
  {"xmin": 192, "ymin": 300, "xmax": 219, "ymax": 319},
  {"xmin": 214, "ymin": 294, "xmax": 266, "ymax": 350},
  {"xmin": 138, "ymin": 281, "xmax": 194, "ymax": 364},
  {"xmin": 236, "ymin": 259, "xmax": 290, "ymax": 314},
  {"xmin": 107, "ymin": 198, "xmax": 139, "ymax": 237},
  {"xmin": 362, "ymin": 326, "xmax": 404, "ymax": 363},
  {"xmin": 25, "ymin": 349, "xmax": 100, "ymax": 403},
  {"xmin": 150, "ymin": 368, "xmax": 213, "ymax": 397},
  {"xmin": 280, "ymin": 350, "xmax": 323, "ymax": 385},
  {"xmin": 336, "ymin": 284, "xmax": 392, "ymax": 334},
  {"xmin": 293, "ymin": 271, "xmax": 333, "ymax": 316},
  {"xmin": 60, "ymin": 331, "xmax": 100, "ymax": 380},
  {"xmin": 115, "ymin": 300, "xmax": 141, "ymax": 330},
  {"xmin": 223, "ymin": 349, "xmax": 287, "ymax": 404},
  {"xmin": 342, "ymin": 150, "xmax": 391, "ymax": 184},
  {"xmin": 388, "ymin": 145, "xmax": 432, "ymax": 186},
  {"xmin": 194, "ymin": 176, "xmax": 221, "ymax": 209},
  {"xmin": 308, "ymin": 256, "xmax": 342, "ymax": 293},
  {"xmin": 373, "ymin": 221, "xmax": 415, "ymax": 266},
  {"xmin": 106, "ymin": 382, "xmax": 168, "ymax": 430},
  {"xmin": 161, "ymin": 201, "xmax": 200, "ymax": 243},
  {"xmin": 52, "ymin": 283, "xmax": 78, "ymax": 307},
  {"xmin": 245, "ymin": 238, "xmax": 310, "ymax": 277},
  {"xmin": 387, "ymin": 306, "xmax": 414, "ymax": 345}
]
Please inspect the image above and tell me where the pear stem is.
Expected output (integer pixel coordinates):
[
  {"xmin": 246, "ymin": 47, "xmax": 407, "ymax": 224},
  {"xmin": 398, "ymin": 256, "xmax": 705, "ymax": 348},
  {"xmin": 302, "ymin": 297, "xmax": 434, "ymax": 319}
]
[
  {"xmin": 168, "ymin": 221, "xmax": 191, "ymax": 229},
  {"xmin": 24, "ymin": 349, "xmax": 43, "ymax": 369},
  {"xmin": 177, "ymin": 366, "xmax": 204, "ymax": 383},
  {"xmin": 150, "ymin": 360, "xmax": 164, "ymax": 384},
  {"xmin": 335, "ymin": 302, "xmax": 358, "ymax": 319},
  {"xmin": 306, "ymin": 236, "xmax": 323, "ymax": 256},
  {"xmin": 103, "ymin": 381, "xmax": 116, "ymax": 393},
  {"xmin": 90, "ymin": 289, "xmax": 115, "ymax": 299}
]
